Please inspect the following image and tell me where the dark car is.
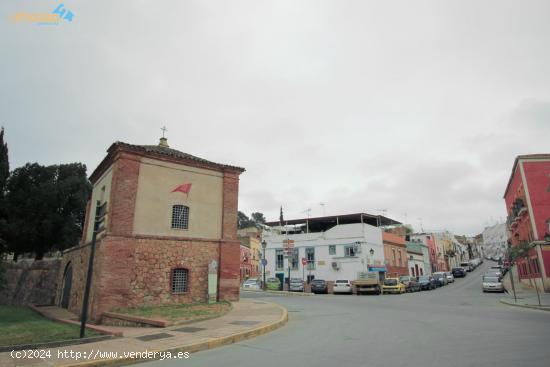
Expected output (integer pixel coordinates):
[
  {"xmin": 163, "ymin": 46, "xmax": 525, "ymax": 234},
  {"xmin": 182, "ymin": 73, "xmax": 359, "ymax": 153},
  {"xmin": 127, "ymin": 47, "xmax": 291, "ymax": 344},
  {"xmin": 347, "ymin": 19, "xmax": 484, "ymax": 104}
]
[
  {"xmin": 310, "ymin": 279, "xmax": 328, "ymax": 294},
  {"xmin": 432, "ymin": 272, "xmax": 448, "ymax": 287},
  {"xmin": 418, "ymin": 275, "xmax": 436, "ymax": 290},
  {"xmin": 452, "ymin": 267, "xmax": 466, "ymax": 278},
  {"xmin": 399, "ymin": 276, "xmax": 421, "ymax": 292}
]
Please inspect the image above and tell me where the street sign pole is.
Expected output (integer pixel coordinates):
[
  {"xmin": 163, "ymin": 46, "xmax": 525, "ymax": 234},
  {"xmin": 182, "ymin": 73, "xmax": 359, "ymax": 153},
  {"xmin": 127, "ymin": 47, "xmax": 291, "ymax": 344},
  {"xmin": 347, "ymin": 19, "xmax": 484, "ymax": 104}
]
[{"xmin": 79, "ymin": 201, "xmax": 106, "ymax": 339}]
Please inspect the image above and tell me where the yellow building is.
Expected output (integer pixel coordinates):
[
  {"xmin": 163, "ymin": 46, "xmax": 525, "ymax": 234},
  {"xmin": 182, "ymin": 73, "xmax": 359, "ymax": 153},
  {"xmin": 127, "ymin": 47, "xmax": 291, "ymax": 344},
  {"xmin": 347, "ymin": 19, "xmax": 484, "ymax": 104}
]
[{"xmin": 238, "ymin": 227, "xmax": 262, "ymax": 278}]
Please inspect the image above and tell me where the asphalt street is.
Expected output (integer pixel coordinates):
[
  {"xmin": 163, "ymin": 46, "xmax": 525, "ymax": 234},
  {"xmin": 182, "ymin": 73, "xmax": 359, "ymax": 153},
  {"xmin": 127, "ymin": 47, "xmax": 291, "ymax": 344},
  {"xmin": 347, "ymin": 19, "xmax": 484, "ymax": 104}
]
[{"xmin": 142, "ymin": 262, "xmax": 550, "ymax": 367}]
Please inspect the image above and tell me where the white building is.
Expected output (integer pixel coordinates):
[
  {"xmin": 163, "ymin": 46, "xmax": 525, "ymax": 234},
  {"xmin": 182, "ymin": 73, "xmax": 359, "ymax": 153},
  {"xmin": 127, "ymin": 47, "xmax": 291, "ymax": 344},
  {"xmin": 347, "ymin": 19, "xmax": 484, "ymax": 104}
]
[
  {"xmin": 482, "ymin": 223, "xmax": 508, "ymax": 261},
  {"xmin": 262, "ymin": 213, "xmax": 400, "ymax": 285}
]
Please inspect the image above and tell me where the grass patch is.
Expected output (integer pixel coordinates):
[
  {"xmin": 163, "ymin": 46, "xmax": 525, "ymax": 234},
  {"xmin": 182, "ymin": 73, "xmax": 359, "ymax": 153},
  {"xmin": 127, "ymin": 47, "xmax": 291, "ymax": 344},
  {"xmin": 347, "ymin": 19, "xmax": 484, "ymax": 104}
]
[
  {"xmin": 0, "ymin": 305, "xmax": 100, "ymax": 347},
  {"xmin": 112, "ymin": 301, "xmax": 231, "ymax": 322}
]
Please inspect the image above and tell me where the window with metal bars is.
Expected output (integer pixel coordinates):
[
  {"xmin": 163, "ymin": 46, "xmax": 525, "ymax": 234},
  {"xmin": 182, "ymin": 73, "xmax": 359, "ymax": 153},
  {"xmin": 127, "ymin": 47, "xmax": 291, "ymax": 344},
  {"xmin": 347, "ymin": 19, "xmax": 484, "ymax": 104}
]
[
  {"xmin": 171, "ymin": 205, "xmax": 189, "ymax": 229},
  {"xmin": 171, "ymin": 268, "xmax": 189, "ymax": 294}
]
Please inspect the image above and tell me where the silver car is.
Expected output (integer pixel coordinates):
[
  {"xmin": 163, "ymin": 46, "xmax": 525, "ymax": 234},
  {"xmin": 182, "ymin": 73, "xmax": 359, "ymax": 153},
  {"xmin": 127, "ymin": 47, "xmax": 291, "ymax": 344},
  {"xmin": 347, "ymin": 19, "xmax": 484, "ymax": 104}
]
[
  {"xmin": 482, "ymin": 275, "xmax": 504, "ymax": 293},
  {"xmin": 289, "ymin": 278, "xmax": 304, "ymax": 292}
]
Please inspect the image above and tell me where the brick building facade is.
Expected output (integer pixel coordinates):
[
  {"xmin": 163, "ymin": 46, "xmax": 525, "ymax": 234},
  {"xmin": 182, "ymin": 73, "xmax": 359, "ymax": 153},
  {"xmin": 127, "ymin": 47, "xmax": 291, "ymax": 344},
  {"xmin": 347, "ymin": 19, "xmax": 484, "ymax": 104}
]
[
  {"xmin": 383, "ymin": 231, "xmax": 409, "ymax": 277},
  {"xmin": 55, "ymin": 138, "xmax": 244, "ymax": 322},
  {"xmin": 504, "ymin": 154, "xmax": 550, "ymax": 292}
]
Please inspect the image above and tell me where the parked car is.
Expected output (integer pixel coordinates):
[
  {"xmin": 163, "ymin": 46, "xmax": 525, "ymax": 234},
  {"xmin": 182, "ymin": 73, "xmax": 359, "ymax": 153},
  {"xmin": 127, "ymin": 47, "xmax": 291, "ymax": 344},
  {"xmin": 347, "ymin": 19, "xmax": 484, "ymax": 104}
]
[
  {"xmin": 241, "ymin": 278, "xmax": 261, "ymax": 290},
  {"xmin": 452, "ymin": 267, "xmax": 466, "ymax": 278},
  {"xmin": 289, "ymin": 278, "xmax": 304, "ymax": 292},
  {"xmin": 445, "ymin": 272, "xmax": 455, "ymax": 283},
  {"xmin": 382, "ymin": 278, "xmax": 406, "ymax": 294},
  {"xmin": 460, "ymin": 262, "xmax": 472, "ymax": 272},
  {"xmin": 482, "ymin": 275, "xmax": 505, "ymax": 293},
  {"xmin": 418, "ymin": 275, "xmax": 436, "ymax": 290},
  {"xmin": 310, "ymin": 279, "xmax": 328, "ymax": 294},
  {"xmin": 333, "ymin": 279, "xmax": 353, "ymax": 294},
  {"xmin": 265, "ymin": 277, "xmax": 281, "ymax": 290},
  {"xmin": 399, "ymin": 276, "xmax": 421, "ymax": 292},
  {"xmin": 484, "ymin": 268, "xmax": 502, "ymax": 279},
  {"xmin": 432, "ymin": 272, "xmax": 448, "ymax": 287}
]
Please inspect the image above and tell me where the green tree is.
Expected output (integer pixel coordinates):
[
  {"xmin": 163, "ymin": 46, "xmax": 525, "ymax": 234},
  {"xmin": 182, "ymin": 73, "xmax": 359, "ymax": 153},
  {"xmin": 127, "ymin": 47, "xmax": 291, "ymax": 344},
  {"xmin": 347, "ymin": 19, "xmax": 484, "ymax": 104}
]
[
  {"xmin": 238, "ymin": 211, "xmax": 253, "ymax": 229},
  {"xmin": 0, "ymin": 128, "xmax": 9, "ymax": 282},
  {"xmin": 251, "ymin": 212, "xmax": 266, "ymax": 226},
  {"xmin": 4, "ymin": 162, "xmax": 91, "ymax": 260}
]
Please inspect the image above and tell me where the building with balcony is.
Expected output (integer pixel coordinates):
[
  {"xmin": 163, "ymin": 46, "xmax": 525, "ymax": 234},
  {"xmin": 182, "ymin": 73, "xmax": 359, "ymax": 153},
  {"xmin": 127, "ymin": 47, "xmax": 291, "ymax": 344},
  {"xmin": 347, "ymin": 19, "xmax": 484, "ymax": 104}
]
[
  {"xmin": 410, "ymin": 233, "xmax": 437, "ymax": 274},
  {"xmin": 504, "ymin": 154, "xmax": 550, "ymax": 292}
]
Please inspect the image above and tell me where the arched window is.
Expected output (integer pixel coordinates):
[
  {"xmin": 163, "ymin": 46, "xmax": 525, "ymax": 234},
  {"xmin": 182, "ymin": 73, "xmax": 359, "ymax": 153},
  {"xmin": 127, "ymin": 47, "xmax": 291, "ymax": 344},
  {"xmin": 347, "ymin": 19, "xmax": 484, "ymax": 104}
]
[
  {"xmin": 171, "ymin": 205, "xmax": 189, "ymax": 229},
  {"xmin": 171, "ymin": 268, "xmax": 189, "ymax": 294}
]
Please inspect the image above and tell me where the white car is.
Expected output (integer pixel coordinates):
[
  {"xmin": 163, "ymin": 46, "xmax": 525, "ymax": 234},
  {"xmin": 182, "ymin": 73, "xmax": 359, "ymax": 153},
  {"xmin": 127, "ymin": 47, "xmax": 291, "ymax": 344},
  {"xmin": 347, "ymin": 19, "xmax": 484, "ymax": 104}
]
[
  {"xmin": 333, "ymin": 279, "xmax": 353, "ymax": 294},
  {"xmin": 482, "ymin": 275, "xmax": 504, "ymax": 293},
  {"xmin": 241, "ymin": 278, "xmax": 261, "ymax": 290},
  {"xmin": 445, "ymin": 272, "xmax": 455, "ymax": 283}
]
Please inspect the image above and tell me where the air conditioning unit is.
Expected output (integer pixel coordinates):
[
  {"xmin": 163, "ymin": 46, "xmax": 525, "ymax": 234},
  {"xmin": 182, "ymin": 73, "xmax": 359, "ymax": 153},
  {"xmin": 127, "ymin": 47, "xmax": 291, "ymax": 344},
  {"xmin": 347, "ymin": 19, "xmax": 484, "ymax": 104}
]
[{"xmin": 332, "ymin": 261, "xmax": 341, "ymax": 270}]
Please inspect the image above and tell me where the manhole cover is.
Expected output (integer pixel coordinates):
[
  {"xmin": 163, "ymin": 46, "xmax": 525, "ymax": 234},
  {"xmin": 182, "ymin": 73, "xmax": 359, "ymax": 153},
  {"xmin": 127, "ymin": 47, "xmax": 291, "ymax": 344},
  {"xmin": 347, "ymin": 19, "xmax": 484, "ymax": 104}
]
[
  {"xmin": 172, "ymin": 327, "xmax": 206, "ymax": 333},
  {"xmin": 229, "ymin": 320, "xmax": 261, "ymax": 326},
  {"xmin": 135, "ymin": 333, "xmax": 174, "ymax": 341}
]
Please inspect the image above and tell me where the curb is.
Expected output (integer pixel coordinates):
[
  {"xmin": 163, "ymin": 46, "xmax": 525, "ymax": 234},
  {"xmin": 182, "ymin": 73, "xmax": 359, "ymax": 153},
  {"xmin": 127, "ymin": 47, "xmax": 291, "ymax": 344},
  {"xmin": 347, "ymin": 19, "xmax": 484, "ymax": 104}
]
[
  {"xmin": 61, "ymin": 302, "xmax": 288, "ymax": 367},
  {"xmin": 29, "ymin": 305, "xmax": 123, "ymax": 337},
  {"xmin": 241, "ymin": 289, "xmax": 315, "ymax": 296},
  {"xmin": 500, "ymin": 299, "xmax": 550, "ymax": 312}
]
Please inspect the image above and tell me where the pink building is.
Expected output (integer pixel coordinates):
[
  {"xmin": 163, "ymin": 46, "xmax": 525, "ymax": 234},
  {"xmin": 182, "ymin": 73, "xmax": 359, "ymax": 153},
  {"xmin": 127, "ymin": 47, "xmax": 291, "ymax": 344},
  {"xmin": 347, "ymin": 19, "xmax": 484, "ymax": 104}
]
[
  {"xmin": 504, "ymin": 154, "xmax": 550, "ymax": 292},
  {"xmin": 240, "ymin": 245, "xmax": 252, "ymax": 282}
]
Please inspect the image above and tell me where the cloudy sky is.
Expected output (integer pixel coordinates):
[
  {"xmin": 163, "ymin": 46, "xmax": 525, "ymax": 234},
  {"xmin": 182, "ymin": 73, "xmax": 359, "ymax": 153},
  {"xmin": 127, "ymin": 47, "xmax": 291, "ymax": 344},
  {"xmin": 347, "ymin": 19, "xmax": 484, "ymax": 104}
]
[{"xmin": 1, "ymin": 1, "xmax": 549, "ymax": 235}]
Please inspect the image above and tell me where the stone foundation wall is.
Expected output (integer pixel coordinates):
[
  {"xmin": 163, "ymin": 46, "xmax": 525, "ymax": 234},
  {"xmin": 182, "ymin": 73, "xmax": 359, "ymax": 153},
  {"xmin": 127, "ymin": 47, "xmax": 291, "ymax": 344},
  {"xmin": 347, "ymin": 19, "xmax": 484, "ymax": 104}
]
[
  {"xmin": 0, "ymin": 259, "xmax": 61, "ymax": 305},
  {"xmin": 55, "ymin": 242, "xmax": 99, "ymax": 319}
]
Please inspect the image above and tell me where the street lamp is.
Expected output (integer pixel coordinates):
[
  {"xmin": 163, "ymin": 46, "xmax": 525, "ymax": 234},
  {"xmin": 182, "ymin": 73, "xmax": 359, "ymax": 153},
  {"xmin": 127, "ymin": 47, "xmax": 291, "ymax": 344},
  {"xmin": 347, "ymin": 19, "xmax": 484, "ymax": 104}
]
[{"xmin": 261, "ymin": 240, "xmax": 267, "ymax": 291}]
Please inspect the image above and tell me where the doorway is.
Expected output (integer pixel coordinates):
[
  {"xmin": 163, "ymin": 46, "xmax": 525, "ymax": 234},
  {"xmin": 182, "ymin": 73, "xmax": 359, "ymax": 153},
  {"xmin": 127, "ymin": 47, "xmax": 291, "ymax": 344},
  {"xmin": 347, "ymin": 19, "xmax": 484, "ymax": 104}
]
[{"xmin": 61, "ymin": 263, "xmax": 73, "ymax": 309}]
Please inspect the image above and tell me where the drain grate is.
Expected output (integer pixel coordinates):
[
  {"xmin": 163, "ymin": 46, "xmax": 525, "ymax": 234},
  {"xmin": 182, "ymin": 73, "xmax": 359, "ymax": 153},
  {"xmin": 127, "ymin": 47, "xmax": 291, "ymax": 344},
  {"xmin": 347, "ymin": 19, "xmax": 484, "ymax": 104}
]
[
  {"xmin": 135, "ymin": 333, "xmax": 174, "ymax": 341},
  {"xmin": 172, "ymin": 326, "xmax": 206, "ymax": 333},
  {"xmin": 229, "ymin": 320, "xmax": 261, "ymax": 326}
]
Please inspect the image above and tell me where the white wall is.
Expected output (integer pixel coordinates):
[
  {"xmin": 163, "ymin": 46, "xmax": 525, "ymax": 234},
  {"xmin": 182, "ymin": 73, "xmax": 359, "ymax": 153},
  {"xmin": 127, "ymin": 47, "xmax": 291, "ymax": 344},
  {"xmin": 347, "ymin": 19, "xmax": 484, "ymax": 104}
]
[{"xmin": 262, "ymin": 223, "xmax": 384, "ymax": 282}]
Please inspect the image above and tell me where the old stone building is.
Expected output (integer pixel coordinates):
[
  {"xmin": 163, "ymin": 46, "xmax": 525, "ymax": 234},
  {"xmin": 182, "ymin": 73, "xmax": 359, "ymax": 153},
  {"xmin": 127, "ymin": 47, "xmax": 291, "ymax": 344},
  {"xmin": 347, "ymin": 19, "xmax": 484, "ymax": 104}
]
[{"xmin": 55, "ymin": 137, "xmax": 244, "ymax": 322}]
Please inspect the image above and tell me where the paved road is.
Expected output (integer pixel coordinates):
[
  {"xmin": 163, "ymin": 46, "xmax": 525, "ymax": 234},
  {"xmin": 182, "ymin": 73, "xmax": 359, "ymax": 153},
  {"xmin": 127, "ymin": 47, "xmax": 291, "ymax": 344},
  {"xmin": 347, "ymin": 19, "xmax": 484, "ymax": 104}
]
[{"xmin": 143, "ymin": 262, "xmax": 550, "ymax": 367}]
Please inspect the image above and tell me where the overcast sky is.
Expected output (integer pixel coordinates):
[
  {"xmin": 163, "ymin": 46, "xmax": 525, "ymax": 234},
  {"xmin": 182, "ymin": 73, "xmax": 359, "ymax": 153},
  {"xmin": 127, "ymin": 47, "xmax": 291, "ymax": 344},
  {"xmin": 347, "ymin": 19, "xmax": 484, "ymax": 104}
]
[{"xmin": 1, "ymin": 1, "xmax": 549, "ymax": 235}]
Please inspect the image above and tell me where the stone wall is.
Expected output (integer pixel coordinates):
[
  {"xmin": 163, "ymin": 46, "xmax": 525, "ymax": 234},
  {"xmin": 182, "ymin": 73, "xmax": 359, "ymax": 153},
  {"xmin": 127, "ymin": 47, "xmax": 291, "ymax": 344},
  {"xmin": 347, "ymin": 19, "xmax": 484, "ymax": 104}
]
[{"xmin": 0, "ymin": 259, "xmax": 61, "ymax": 305}]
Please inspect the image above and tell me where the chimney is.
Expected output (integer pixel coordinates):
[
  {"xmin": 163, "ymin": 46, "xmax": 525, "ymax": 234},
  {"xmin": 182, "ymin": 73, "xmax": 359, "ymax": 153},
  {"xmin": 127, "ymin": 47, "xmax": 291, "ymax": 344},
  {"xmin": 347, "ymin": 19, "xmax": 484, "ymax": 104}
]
[{"xmin": 159, "ymin": 137, "xmax": 169, "ymax": 147}]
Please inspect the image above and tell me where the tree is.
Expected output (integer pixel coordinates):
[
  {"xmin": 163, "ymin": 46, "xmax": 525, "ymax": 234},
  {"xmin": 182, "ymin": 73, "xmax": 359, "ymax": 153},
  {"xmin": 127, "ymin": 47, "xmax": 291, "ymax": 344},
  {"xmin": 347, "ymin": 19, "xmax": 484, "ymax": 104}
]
[
  {"xmin": 279, "ymin": 206, "xmax": 284, "ymax": 224},
  {"xmin": 238, "ymin": 211, "xmax": 253, "ymax": 229},
  {"xmin": 0, "ymin": 127, "xmax": 9, "ymax": 279},
  {"xmin": 251, "ymin": 212, "xmax": 266, "ymax": 226},
  {"xmin": 4, "ymin": 162, "xmax": 91, "ymax": 260},
  {"xmin": 0, "ymin": 128, "xmax": 8, "ymax": 196}
]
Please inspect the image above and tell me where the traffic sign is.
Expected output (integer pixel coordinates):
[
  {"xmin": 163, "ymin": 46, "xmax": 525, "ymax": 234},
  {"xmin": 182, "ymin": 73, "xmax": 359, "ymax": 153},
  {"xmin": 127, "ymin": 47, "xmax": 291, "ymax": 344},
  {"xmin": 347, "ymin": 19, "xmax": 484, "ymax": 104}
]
[
  {"xmin": 301, "ymin": 258, "xmax": 308, "ymax": 266},
  {"xmin": 261, "ymin": 258, "xmax": 268, "ymax": 266}
]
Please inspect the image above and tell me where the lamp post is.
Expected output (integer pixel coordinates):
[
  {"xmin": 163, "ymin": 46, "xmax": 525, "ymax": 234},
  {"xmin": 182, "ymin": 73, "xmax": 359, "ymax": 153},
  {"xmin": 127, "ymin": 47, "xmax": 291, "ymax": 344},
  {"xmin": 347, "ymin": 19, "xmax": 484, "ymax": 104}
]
[{"xmin": 261, "ymin": 240, "xmax": 267, "ymax": 291}]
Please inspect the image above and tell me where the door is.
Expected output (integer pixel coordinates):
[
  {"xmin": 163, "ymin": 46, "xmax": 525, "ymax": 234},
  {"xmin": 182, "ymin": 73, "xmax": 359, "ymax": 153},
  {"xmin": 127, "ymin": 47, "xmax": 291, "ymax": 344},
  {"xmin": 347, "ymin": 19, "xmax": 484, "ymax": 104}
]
[
  {"xmin": 275, "ymin": 273, "xmax": 284, "ymax": 291},
  {"xmin": 61, "ymin": 263, "xmax": 73, "ymax": 309}
]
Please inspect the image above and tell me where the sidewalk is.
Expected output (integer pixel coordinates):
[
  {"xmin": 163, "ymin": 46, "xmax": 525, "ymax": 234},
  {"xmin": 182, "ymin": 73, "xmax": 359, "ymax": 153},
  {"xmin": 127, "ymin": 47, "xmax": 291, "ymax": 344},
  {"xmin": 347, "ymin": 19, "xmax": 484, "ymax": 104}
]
[
  {"xmin": 500, "ymin": 291, "xmax": 550, "ymax": 311},
  {"xmin": 1, "ymin": 299, "xmax": 287, "ymax": 367}
]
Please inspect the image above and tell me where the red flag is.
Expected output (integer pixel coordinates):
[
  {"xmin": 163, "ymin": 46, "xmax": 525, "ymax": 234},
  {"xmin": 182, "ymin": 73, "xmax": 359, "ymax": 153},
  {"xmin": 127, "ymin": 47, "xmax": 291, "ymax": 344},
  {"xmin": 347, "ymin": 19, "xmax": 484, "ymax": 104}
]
[{"xmin": 171, "ymin": 183, "xmax": 192, "ymax": 195}]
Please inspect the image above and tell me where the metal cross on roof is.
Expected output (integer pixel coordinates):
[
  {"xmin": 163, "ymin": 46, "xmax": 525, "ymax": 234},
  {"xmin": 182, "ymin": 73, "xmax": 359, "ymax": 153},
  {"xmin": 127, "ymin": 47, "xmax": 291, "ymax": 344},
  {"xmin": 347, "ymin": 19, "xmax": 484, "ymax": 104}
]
[{"xmin": 161, "ymin": 126, "xmax": 168, "ymax": 138}]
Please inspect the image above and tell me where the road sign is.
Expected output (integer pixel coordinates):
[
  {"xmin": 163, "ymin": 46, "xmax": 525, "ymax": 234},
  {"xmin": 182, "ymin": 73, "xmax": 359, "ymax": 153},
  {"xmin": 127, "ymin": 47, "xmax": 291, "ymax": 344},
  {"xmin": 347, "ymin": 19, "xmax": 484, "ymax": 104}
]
[
  {"xmin": 301, "ymin": 258, "xmax": 308, "ymax": 266},
  {"xmin": 261, "ymin": 258, "xmax": 268, "ymax": 266}
]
